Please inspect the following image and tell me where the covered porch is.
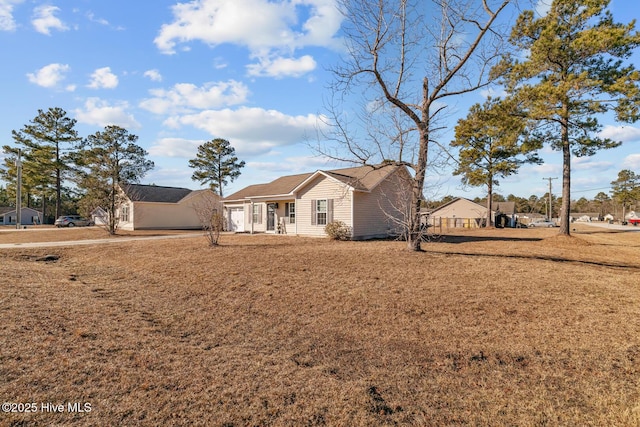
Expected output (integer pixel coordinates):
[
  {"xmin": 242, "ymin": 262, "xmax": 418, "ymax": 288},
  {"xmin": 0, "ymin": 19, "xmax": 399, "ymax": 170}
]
[{"xmin": 250, "ymin": 198, "xmax": 296, "ymax": 234}]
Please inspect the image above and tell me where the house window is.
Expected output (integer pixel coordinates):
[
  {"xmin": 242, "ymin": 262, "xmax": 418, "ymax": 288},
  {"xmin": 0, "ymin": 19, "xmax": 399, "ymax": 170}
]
[
  {"xmin": 311, "ymin": 199, "xmax": 333, "ymax": 226},
  {"xmin": 285, "ymin": 202, "xmax": 295, "ymax": 224},
  {"xmin": 120, "ymin": 205, "xmax": 130, "ymax": 222},
  {"xmin": 316, "ymin": 199, "xmax": 327, "ymax": 225},
  {"xmin": 252, "ymin": 204, "xmax": 262, "ymax": 224}
]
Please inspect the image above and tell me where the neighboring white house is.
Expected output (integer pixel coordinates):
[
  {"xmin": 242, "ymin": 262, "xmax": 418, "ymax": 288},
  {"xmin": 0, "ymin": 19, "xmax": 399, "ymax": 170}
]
[
  {"xmin": 223, "ymin": 165, "xmax": 414, "ymax": 240},
  {"xmin": 90, "ymin": 206, "xmax": 108, "ymax": 226},
  {"xmin": 115, "ymin": 184, "xmax": 218, "ymax": 230},
  {"xmin": 0, "ymin": 207, "xmax": 43, "ymax": 226}
]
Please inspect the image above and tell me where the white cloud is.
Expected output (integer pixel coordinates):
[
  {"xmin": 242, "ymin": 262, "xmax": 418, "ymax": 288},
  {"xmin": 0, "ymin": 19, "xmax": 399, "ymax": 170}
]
[
  {"xmin": 248, "ymin": 156, "xmax": 339, "ymax": 174},
  {"xmin": 154, "ymin": 0, "xmax": 342, "ymax": 77},
  {"xmin": 572, "ymin": 157, "xmax": 613, "ymax": 172},
  {"xmin": 32, "ymin": 4, "xmax": 68, "ymax": 35},
  {"xmin": 145, "ymin": 167, "xmax": 193, "ymax": 186},
  {"xmin": 534, "ymin": 0, "xmax": 551, "ymax": 17},
  {"xmin": 143, "ymin": 69, "xmax": 163, "ymax": 82},
  {"xmin": 148, "ymin": 138, "xmax": 202, "ymax": 158},
  {"xmin": 26, "ymin": 63, "xmax": 70, "ymax": 88},
  {"xmin": 622, "ymin": 153, "xmax": 640, "ymax": 170},
  {"xmin": 213, "ymin": 57, "xmax": 228, "ymax": 69},
  {"xmin": 599, "ymin": 125, "xmax": 640, "ymax": 143},
  {"xmin": 164, "ymin": 107, "xmax": 326, "ymax": 155},
  {"xmin": 527, "ymin": 162, "xmax": 561, "ymax": 176},
  {"xmin": 247, "ymin": 55, "xmax": 317, "ymax": 78},
  {"xmin": 480, "ymin": 87, "xmax": 507, "ymax": 99},
  {"xmin": 74, "ymin": 97, "xmax": 140, "ymax": 129},
  {"xmin": 86, "ymin": 11, "xmax": 109, "ymax": 26},
  {"xmin": 88, "ymin": 67, "xmax": 118, "ymax": 89},
  {"xmin": 139, "ymin": 80, "xmax": 249, "ymax": 115},
  {"xmin": 0, "ymin": 0, "xmax": 24, "ymax": 31}
]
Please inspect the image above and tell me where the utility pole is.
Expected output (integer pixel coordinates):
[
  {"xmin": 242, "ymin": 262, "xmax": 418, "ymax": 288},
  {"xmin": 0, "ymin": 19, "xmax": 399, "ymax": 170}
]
[
  {"xmin": 543, "ymin": 177, "xmax": 557, "ymax": 221},
  {"xmin": 16, "ymin": 149, "xmax": 22, "ymax": 229}
]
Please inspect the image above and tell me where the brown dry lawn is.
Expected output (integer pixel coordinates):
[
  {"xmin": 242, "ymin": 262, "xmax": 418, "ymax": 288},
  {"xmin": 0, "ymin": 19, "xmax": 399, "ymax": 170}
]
[{"xmin": 1, "ymin": 225, "xmax": 640, "ymax": 426}]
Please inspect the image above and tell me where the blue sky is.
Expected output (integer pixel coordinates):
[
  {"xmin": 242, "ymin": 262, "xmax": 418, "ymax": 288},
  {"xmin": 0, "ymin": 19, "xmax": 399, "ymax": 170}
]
[{"xmin": 0, "ymin": 0, "xmax": 639, "ymax": 201}]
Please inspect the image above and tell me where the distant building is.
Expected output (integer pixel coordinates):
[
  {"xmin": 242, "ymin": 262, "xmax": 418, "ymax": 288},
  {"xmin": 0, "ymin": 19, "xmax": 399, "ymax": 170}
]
[{"xmin": 0, "ymin": 207, "xmax": 43, "ymax": 226}]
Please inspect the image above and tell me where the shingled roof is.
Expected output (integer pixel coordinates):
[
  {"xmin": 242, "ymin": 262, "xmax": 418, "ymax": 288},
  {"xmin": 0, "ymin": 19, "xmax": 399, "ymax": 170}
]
[
  {"xmin": 122, "ymin": 184, "xmax": 193, "ymax": 203},
  {"xmin": 224, "ymin": 165, "xmax": 399, "ymax": 201}
]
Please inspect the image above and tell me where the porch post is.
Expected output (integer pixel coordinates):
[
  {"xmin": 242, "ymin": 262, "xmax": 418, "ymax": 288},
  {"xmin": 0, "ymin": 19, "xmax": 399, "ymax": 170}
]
[{"xmin": 250, "ymin": 200, "xmax": 254, "ymax": 234}]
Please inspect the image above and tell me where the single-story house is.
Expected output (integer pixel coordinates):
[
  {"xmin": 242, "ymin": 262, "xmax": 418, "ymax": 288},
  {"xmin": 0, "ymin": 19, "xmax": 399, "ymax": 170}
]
[
  {"xmin": 0, "ymin": 207, "xmax": 43, "ymax": 226},
  {"xmin": 116, "ymin": 184, "xmax": 219, "ymax": 230},
  {"xmin": 90, "ymin": 206, "xmax": 108, "ymax": 226},
  {"xmin": 570, "ymin": 212, "xmax": 600, "ymax": 222},
  {"xmin": 223, "ymin": 164, "xmax": 413, "ymax": 240},
  {"xmin": 427, "ymin": 198, "xmax": 486, "ymax": 228},
  {"xmin": 427, "ymin": 198, "xmax": 520, "ymax": 228}
]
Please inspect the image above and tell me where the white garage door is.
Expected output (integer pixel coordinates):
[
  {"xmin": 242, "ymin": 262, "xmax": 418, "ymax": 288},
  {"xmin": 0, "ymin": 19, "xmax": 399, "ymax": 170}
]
[{"xmin": 229, "ymin": 207, "xmax": 244, "ymax": 232}]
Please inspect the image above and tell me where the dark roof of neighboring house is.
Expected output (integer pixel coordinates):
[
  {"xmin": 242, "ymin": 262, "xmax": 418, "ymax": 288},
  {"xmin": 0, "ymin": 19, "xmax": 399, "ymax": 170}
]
[
  {"xmin": 494, "ymin": 201, "xmax": 516, "ymax": 215},
  {"xmin": 122, "ymin": 184, "xmax": 193, "ymax": 203},
  {"xmin": 224, "ymin": 165, "xmax": 399, "ymax": 201}
]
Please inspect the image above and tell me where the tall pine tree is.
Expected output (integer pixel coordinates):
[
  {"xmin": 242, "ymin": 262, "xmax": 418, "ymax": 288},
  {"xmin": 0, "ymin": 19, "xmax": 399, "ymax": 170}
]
[
  {"xmin": 11, "ymin": 108, "xmax": 80, "ymax": 220},
  {"xmin": 496, "ymin": 0, "xmax": 640, "ymax": 235},
  {"xmin": 78, "ymin": 126, "xmax": 154, "ymax": 234},
  {"xmin": 451, "ymin": 97, "xmax": 540, "ymax": 227},
  {"xmin": 188, "ymin": 138, "xmax": 245, "ymax": 197},
  {"xmin": 610, "ymin": 169, "xmax": 639, "ymax": 222}
]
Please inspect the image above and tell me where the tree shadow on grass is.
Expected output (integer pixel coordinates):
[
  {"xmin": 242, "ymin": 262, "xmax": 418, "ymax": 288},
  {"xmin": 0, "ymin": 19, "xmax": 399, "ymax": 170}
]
[
  {"xmin": 432, "ymin": 234, "xmax": 543, "ymax": 244},
  {"xmin": 423, "ymin": 247, "xmax": 640, "ymax": 272}
]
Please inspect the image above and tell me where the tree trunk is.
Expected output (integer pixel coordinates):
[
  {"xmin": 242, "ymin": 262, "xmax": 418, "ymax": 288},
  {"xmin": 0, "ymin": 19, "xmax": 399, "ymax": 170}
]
[
  {"xmin": 109, "ymin": 180, "xmax": 117, "ymax": 235},
  {"xmin": 559, "ymin": 106, "xmax": 571, "ymax": 236},
  {"xmin": 42, "ymin": 193, "xmax": 47, "ymax": 224},
  {"xmin": 55, "ymin": 139, "xmax": 62, "ymax": 219},
  {"xmin": 486, "ymin": 179, "xmax": 493, "ymax": 228},
  {"xmin": 407, "ymin": 82, "xmax": 430, "ymax": 252}
]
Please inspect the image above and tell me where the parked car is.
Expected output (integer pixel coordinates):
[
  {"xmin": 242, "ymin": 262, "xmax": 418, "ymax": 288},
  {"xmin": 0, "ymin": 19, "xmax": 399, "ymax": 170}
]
[
  {"xmin": 528, "ymin": 219, "xmax": 557, "ymax": 228},
  {"xmin": 55, "ymin": 215, "xmax": 92, "ymax": 227}
]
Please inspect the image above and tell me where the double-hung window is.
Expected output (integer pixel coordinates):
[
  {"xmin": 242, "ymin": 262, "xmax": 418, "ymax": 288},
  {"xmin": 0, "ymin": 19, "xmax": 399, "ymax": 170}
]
[
  {"xmin": 316, "ymin": 200, "xmax": 327, "ymax": 225},
  {"xmin": 252, "ymin": 204, "xmax": 262, "ymax": 224},
  {"xmin": 120, "ymin": 205, "xmax": 130, "ymax": 222},
  {"xmin": 285, "ymin": 202, "xmax": 295, "ymax": 224},
  {"xmin": 311, "ymin": 199, "xmax": 333, "ymax": 226}
]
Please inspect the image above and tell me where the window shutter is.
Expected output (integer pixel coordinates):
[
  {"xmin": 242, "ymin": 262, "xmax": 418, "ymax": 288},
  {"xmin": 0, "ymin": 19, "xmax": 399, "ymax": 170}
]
[
  {"xmin": 285, "ymin": 203, "xmax": 289, "ymax": 218},
  {"xmin": 327, "ymin": 199, "xmax": 334, "ymax": 223},
  {"xmin": 311, "ymin": 200, "xmax": 316, "ymax": 225},
  {"xmin": 258, "ymin": 204, "xmax": 262, "ymax": 224}
]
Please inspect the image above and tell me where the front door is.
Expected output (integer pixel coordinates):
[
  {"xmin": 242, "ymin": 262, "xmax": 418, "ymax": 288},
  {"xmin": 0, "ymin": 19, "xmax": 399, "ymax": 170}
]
[{"xmin": 267, "ymin": 203, "xmax": 276, "ymax": 231}]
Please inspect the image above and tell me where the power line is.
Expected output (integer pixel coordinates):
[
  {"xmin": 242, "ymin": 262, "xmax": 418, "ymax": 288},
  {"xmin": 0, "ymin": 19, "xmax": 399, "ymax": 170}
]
[{"xmin": 572, "ymin": 186, "xmax": 612, "ymax": 194}]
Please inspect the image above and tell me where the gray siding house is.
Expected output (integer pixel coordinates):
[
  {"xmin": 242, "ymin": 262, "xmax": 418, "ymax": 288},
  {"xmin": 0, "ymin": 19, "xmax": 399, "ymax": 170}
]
[{"xmin": 0, "ymin": 207, "xmax": 43, "ymax": 226}]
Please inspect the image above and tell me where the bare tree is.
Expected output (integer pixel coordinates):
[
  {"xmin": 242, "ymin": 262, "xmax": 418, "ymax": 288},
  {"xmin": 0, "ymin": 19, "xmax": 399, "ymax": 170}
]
[
  {"xmin": 319, "ymin": 0, "xmax": 515, "ymax": 250},
  {"xmin": 192, "ymin": 191, "xmax": 225, "ymax": 247}
]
